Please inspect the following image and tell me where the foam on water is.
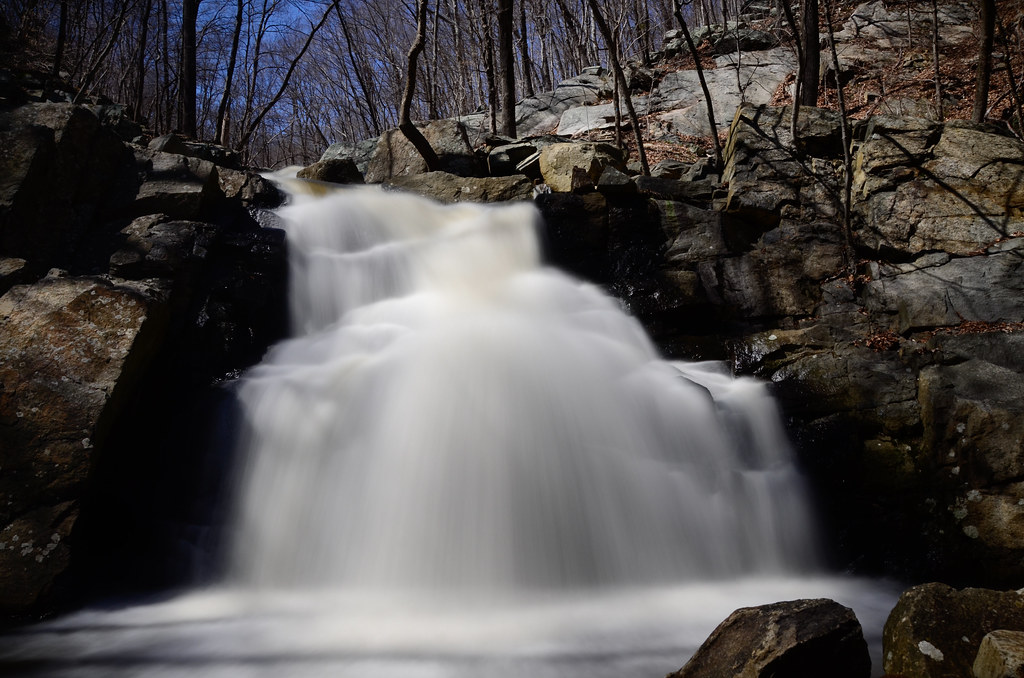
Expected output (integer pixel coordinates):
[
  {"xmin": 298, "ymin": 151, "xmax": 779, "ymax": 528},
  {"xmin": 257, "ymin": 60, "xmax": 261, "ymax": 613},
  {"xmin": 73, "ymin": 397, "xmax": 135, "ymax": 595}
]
[{"xmin": 0, "ymin": 186, "xmax": 899, "ymax": 677}]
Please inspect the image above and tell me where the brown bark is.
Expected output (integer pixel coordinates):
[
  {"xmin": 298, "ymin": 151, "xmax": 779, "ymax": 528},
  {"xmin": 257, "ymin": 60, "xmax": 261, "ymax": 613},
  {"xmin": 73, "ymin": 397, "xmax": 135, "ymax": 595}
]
[
  {"xmin": 398, "ymin": 0, "xmax": 441, "ymax": 170},
  {"xmin": 972, "ymin": 0, "xmax": 996, "ymax": 123},
  {"xmin": 498, "ymin": 0, "xmax": 516, "ymax": 137}
]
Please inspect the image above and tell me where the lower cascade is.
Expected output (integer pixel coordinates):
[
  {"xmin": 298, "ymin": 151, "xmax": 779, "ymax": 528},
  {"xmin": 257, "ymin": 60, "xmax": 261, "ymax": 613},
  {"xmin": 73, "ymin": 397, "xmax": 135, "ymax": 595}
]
[{"xmin": 0, "ymin": 187, "xmax": 897, "ymax": 677}]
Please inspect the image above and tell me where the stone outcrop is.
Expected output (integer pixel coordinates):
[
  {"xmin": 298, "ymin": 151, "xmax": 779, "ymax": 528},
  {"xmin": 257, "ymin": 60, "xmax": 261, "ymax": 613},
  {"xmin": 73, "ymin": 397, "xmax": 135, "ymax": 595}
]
[
  {"xmin": 363, "ymin": 119, "xmax": 484, "ymax": 183},
  {"xmin": 974, "ymin": 630, "xmax": 1024, "ymax": 678},
  {"xmin": 883, "ymin": 583, "xmax": 1024, "ymax": 678},
  {"xmin": 0, "ymin": 100, "xmax": 288, "ymax": 620},
  {"xmin": 670, "ymin": 599, "xmax": 870, "ymax": 678}
]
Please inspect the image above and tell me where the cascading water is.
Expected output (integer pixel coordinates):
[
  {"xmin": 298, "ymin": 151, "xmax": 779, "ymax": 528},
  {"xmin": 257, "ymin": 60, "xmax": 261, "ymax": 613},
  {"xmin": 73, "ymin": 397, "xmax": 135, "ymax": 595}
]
[
  {"xmin": 229, "ymin": 186, "xmax": 818, "ymax": 591},
  {"xmin": 0, "ymin": 185, "xmax": 898, "ymax": 677}
]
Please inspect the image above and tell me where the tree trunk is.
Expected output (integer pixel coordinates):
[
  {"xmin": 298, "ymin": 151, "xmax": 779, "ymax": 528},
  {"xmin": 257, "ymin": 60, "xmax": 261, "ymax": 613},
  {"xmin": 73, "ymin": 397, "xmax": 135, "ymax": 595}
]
[
  {"xmin": 497, "ymin": 0, "xmax": 516, "ymax": 137},
  {"xmin": 52, "ymin": 0, "xmax": 68, "ymax": 77},
  {"xmin": 673, "ymin": 0, "xmax": 723, "ymax": 168},
  {"xmin": 215, "ymin": 0, "xmax": 243, "ymax": 145},
  {"xmin": 586, "ymin": 0, "xmax": 649, "ymax": 175},
  {"xmin": 181, "ymin": 0, "xmax": 198, "ymax": 137},
  {"xmin": 399, "ymin": 0, "xmax": 440, "ymax": 170},
  {"xmin": 972, "ymin": 0, "xmax": 995, "ymax": 123},
  {"xmin": 931, "ymin": 0, "xmax": 943, "ymax": 120},
  {"xmin": 477, "ymin": 0, "xmax": 498, "ymax": 133},
  {"xmin": 780, "ymin": 0, "xmax": 805, "ymax": 144},
  {"xmin": 518, "ymin": 0, "xmax": 535, "ymax": 97},
  {"xmin": 800, "ymin": 0, "xmax": 820, "ymax": 107}
]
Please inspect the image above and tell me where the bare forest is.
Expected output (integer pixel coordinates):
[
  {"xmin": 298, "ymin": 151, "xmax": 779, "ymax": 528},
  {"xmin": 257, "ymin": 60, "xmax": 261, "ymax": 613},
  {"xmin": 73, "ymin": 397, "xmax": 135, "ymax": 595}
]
[{"xmin": 2, "ymin": 0, "xmax": 1022, "ymax": 168}]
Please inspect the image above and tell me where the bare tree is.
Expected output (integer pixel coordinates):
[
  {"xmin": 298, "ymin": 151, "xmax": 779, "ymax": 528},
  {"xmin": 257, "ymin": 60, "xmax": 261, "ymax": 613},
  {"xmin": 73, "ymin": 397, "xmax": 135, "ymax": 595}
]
[
  {"xmin": 498, "ymin": 0, "xmax": 517, "ymax": 137},
  {"xmin": 972, "ymin": 0, "xmax": 995, "ymax": 123},
  {"xmin": 181, "ymin": 0, "xmax": 199, "ymax": 137},
  {"xmin": 586, "ymin": 0, "xmax": 650, "ymax": 175},
  {"xmin": 800, "ymin": 0, "xmax": 819, "ymax": 107},
  {"xmin": 214, "ymin": 0, "xmax": 243, "ymax": 144},
  {"xmin": 673, "ymin": 0, "xmax": 723, "ymax": 168},
  {"xmin": 399, "ymin": 0, "xmax": 441, "ymax": 169}
]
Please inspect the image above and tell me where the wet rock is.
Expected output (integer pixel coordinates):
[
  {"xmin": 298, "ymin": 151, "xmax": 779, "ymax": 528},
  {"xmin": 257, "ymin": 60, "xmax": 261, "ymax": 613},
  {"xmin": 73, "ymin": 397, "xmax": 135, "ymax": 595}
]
[
  {"xmin": 217, "ymin": 168, "xmax": 282, "ymax": 207},
  {"xmin": 384, "ymin": 171, "xmax": 532, "ymax": 203},
  {"xmin": 670, "ymin": 598, "xmax": 870, "ymax": 678},
  {"xmin": 883, "ymin": 583, "xmax": 1024, "ymax": 678}
]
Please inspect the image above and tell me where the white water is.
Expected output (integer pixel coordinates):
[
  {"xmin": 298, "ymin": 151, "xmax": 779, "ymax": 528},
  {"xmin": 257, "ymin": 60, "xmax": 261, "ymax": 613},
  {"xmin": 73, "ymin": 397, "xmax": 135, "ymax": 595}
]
[{"xmin": 0, "ymin": 187, "xmax": 898, "ymax": 676}]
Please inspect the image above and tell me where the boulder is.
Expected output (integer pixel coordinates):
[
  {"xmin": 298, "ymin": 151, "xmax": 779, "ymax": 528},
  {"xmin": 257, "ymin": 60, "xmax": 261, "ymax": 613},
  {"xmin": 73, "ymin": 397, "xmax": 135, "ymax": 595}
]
[
  {"xmin": 539, "ymin": 142, "xmax": 625, "ymax": 192},
  {"xmin": 0, "ymin": 102, "xmax": 136, "ymax": 273},
  {"xmin": 883, "ymin": 583, "xmax": 1024, "ymax": 678},
  {"xmin": 712, "ymin": 28, "xmax": 778, "ymax": 54},
  {"xmin": 974, "ymin": 630, "xmax": 1024, "ymax": 678},
  {"xmin": 513, "ymin": 68, "xmax": 613, "ymax": 137},
  {"xmin": 217, "ymin": 167, "xmax": 282, "ymax": 207},
  {"xmin": 108, "ymin": 216, "xmax": 209, "ymax": 280},
  {"xmin": 296, "ymin": 157, "xmax": 364, "ymax": 184},
  {"xmin": 670, "ymin": 598, "xmax": 870, "ymax": 678},
  {"xmin": 132, "ymin": 149, "xmax": 222, "ymax": 220},
  {"xmin": 364, "ymin": 119, "xmax": 483, "ymax": 183},
  {"xmin": 319, "ymin": 137, "xmax": 379, "ymax": 175},
  {"xmin": 384, "ymin": 171, "xmax": 533, "ymax": 204},
  {"xmin": 0, "ymin": 275, "xmax": 167, "ymax": 615}
]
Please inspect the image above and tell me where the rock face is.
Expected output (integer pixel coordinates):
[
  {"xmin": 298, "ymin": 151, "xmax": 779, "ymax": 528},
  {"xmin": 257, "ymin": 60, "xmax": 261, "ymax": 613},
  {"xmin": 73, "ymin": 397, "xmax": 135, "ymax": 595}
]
[
  {"xmin": 883, "ymin": 583, "xmax": 1024, "ymax": 678},
  {"xmin": 538, "ymin": 142, "xmax": 626, "ymax": 192},
  {"xmin": 670, "ymin": 599, "xmax": 870, "ymax": 678},
  {"xmin": 0, "ymin": 100, "xmax": 288, "ymax": 620},
  {"xmin": 364, "ymin": 119, "xmax": 483, "ymax": 183}
]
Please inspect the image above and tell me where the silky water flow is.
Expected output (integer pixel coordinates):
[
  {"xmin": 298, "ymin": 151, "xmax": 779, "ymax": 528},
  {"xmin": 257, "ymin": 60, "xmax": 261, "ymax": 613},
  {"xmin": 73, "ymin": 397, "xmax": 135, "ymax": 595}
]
[{"xmin": 0, "ymin": 186, "xmax": 898, "ymax": 677}]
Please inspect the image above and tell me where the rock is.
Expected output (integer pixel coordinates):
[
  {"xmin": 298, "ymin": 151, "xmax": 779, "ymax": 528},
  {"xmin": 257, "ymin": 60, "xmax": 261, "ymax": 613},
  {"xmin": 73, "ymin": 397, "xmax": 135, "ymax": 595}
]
[
  {"xmin": 108, "ymin": 216, "xmax": 209, "ymax": 280},
  {"xmin": 974, "ymin": 630, "xmax": 1024, "ymax": 678},
  {"xmin": 217, "ymin": 167, "xmax": 282, "ymax": 207},
  {"xmin": 596, "ymin": 166, "xmax": 636, "ymax": 195},
  {"xmin": 132, "ymin": 149, "xmax": 222, "ymax": 220},
  {"xmin": 0, "ymin": 102, "xmax": 136, "ymax": 273},
  {"xmin": 535, "ymin": 192, "xmax": 610, "ymax": 281},
  {"xmin": 651, "ymin": 159, "xmax": 689, "ymax": 179},
  {"xmin": 649, "ymin": 49, "xmax": 796, "ymax": 136},
  {"xmin": 513, "ymin": 69, "xmax": 614, "ymax": 137},
  {"xmin": 712, "ymin": 28, "xmax": 778, "ymax": 54},
  {"xmin": 556, "ymin": 96, "xmax": 649, "ymax": 136},
  {"xmin": 835, "ymin": 0, "xmax": 976, "ymax": 49},
  {"xmin": 148, "ymin": 133, "xmax": 189, "ymax": 155},
  {"xmin": 86, "ymin": 103, "xmax": 143, "ymax": 142},
  {"xmin": 538, "ymin": 142, "xmax": 625, "ymax": 192},
  {"xmin": 320, "ymin": 137, "xmax": 378, "ymax": 176},
  {"xmin": 0, "ymin": 276, "xmax": 167, "ymax": 616},
  {"xmin": 670, "ymin": 598, "xmax": 870, "ymax": 678},
  {"xmin": 364, "ymin": 119, "xmax": 482, "ymax": 183},
  {"xmin": 0, "ymin": 258, "xmax": 27, "ymax": 295},
  {"xmin": 883, "ymin": 583, "xmax": 1024, "ymax": 678},
  {"xmin": 296, "ymin": 157, "xmax": 364, "ymax": 184},
  {"xmin": 384, "ymin": 171, "xmax": 533, "ymax": 203},
  {"xmin": 488, "ymin": 140, "xmax": 543, "ymax": 176},
  {"xmin": 863, "ymin": 241, "xmax": 1024, "ymax": 331}
]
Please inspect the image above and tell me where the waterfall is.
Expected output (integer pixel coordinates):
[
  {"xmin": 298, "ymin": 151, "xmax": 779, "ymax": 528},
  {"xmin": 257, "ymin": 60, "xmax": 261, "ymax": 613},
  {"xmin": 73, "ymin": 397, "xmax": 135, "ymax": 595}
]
[
  {"xmin": 0, "ymin": 185, "xmax": 899, "ymax": 678},
  {"xmin": 227, "ymin": 186, "xmax": 820, "ymax": 592}
]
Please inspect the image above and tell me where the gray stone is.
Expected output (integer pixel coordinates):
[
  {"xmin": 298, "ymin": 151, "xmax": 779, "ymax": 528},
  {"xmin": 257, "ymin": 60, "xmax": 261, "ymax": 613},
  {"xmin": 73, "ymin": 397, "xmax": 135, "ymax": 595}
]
[
  {"xmin": 884, "ymin": 583, "xmax": 1024, "ymax": 678},
  {"xmin": 384, "ymin": 171, "xmax": 533, "ymax": 204},
  {"xmin": 133, "ymin": 150, "xmax": 222, "ymax": 219},
  {"xmin": 670, "ymin": 598, "xmax": 870, "ymax": 678},
  {"xmin": 320, "ymin": 137, "xmax": 379, "ymax": 175},
  {"xmin": 147, "ymin": 133, "xmax": 189, "ymax": 155},
  {"xmin": 513, "ymin": 70, "xmax": 614, "ymax": 137},
  {"xmin": 863, "ymin": 243, "xmax": 1024, "ymax": 331},
  {"xmin": 974, "ymin": 630, "xmax": 1024, "ymax": 678},
  {"xmin": 364, "ymin": 119, "xmax": 482, "ymax": 183},
  {"xmin": 217, "ymin": 168, "xmax": 282, "ymax": 207}
]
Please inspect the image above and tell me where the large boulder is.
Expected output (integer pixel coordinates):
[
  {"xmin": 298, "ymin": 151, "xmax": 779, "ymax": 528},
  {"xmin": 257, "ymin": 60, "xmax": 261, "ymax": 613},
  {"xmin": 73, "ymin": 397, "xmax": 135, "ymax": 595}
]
[
  {"xmin": 670, "ymin": 598, "xmax": 870, "ymax": 678},
  {"xmin": 0, "ymin": 275, "xmax": 168, "ymax": 615},
  {"xmin": 384, "ymin": 171, "xmax": 533, "ymax": 204},
  {"xmin": 884, "ymin": 583, "xmax": 1024, "ymax": 678},
  {"xmin": 132, "ymin": 149, "xmax": 222, "ymax": 220},
  {"xmin": 364, "ymin": 119, "xmax": 483, "ymax": 183},
  {"xmin": 538, "ymin": 142, "xmax": 625, "ymax": 192}
]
